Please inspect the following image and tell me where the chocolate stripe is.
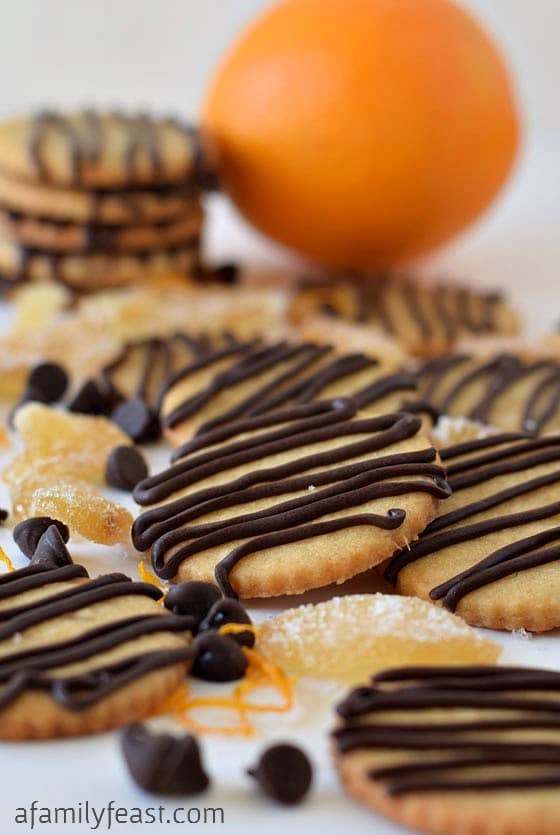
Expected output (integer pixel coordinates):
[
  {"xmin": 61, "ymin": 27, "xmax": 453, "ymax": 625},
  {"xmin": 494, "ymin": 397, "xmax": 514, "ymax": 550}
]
[
  {"xmin": 417, "ymin": 353, "xmax": 560, "ymax": 434},
  {"xmin": 384, "ymin": 434, "xmax": 560, "ymax": 600},
  {"xmin": 134, "ymin": 399, "xmax": 449, "ymax": 594},
  {"xmin": 0, "ymin": 563, "xmax": 191, "ymax": 712},
  {"xmin": 160, "ymin": 337, "xmax": 431, "ymax": 437},
  {"xmin": 333, "ymin": 665, "xmax": 560, "ymax": 796}
]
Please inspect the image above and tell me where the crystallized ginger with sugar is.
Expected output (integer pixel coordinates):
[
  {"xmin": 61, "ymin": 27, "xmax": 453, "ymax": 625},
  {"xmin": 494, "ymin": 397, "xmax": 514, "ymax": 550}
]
[
  {"xmin": 4, "ymin": 404, "xmax": 133, "ymax": 545},
  {"xmin": 258, "ymin": 594, "xmax": 501, "ymax": 684}
]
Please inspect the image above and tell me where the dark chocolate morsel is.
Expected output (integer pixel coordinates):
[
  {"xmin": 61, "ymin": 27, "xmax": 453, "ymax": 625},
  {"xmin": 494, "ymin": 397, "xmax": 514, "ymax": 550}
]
[
  {"xmin": 18, "ymin": 384, "xmax": 52, "ymax": 406},
  {"xmin": 30, "ymin": 525, "xmax": 73, "ymax": 569},
  {"xmin": 164, "ymin": 581, "xmax": 222, "ymax": 630},
  {"xmin": 0, "ymin": 509, "xmax": 7, "ymax": 524},
  {"xmin": 111, "ymin": 396, "xmax": 160, "ymax": 443},
  {"xmin": 121, "ymin": 723, "xmax": 210, "ymax": 795},
  {"xmin": 214, "ymin": 262, "xmax": 239, "ymax": 285},
  {"xmin": 27, "ymin": 362, "xmax": 69, "ymax": 402},
  {"xmin": 247, "ymin": 743, "xmax": 313, "ymax": 805},
  {"xmin": 68, "ymin": 378, "xmax": 113, "ymax": 415},
  {"xmin": 105, "ymin": 445, "xmax": 149, "ymax": 491},
  {"xmin": 13, "ymin": 516, "xmax": 70, "ymax": 558},
  {"xmin": 199, "ymin": 598, "xmax": 254, "ymax": 647},
  {"xmin": 191, "ymin": 632, "xmax": 248, "ymax": 682}
]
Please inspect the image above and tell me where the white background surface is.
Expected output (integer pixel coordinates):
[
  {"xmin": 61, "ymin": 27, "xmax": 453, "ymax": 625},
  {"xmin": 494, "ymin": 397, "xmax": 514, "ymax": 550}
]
[{"xmin": 0, "ymin": 2, "xmax": 559, "ymax": 834}]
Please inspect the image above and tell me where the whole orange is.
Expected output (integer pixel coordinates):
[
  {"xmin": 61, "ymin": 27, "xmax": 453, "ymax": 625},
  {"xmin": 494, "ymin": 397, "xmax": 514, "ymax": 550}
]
[{"xmin": 202, "ymin": 0, "xmax": 520, "ymax": 268}]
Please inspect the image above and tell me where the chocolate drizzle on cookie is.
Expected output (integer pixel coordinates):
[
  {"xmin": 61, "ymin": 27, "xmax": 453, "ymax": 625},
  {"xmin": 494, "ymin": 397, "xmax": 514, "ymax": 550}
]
[
  {"xmin": 28, "ymin": 110, "xmax": 197, "ymax": 185},
  {"xmin": 333, "ymin": 665, "xmax": 560, "ymax": 795},
  {"xmin": 133, "ymin": 399, "xmax": 450, "ymax": 596},
  {"xmin": 0, "ymin": 561, "xmax": 192, "ymax": 712},
  {"xmin": 417, "ymin": 353, "xmax": 560, "ymax": 434},
  {"xmin": 296, "ymin": 275, "xmax": 508, "ymax": 347},
  {"xmin": 160, "ymin": 338, "xmax": 434, "ymax": 435},
  {"xmin": 101, "ymin": 332, "xmax": 212, "ymax": 410},
  {"xmin": 86, "ymin": 181, "xmax": 200, "ymax": 225},
  {"xmin": 385, "ymin": 433, "xmax": 560, "ymax": 608},
  {"xmin": 1, "ymin": 206, "xmax": 203, "ymax": 254},
  {"xmin": 10, "ymin": 239, "xmax": 201, "ymax": 290}
]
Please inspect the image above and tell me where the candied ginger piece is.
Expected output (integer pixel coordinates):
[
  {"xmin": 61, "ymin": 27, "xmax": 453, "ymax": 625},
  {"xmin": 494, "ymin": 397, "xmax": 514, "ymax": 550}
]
[
  {"xmin": 77, "ymin": 285, "xmax": 289, "ymax": 343},
  {"xmin": 11, "ymin": 283, "xmax": 70, "ymax": 335},
  {"xmin": 4, "ymin": 452, "xmax": 103, "ymax": 493},
  {"xmin": 22, "ymin": 479, "xmax": 132, "ymax": 546},
  {"xmin": 13, "ymin": 403, "xmax": 130, "ymax": 483},
  {"xmin": 258, "ymin": 594, "xmax": 501, "ymax": 684},
  {"xmin": 4, "ymin": 404, "xmax": 134, "ymax": 546}
]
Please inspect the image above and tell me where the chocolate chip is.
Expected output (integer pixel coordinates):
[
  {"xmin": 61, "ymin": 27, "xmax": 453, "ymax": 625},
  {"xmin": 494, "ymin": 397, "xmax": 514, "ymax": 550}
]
[
  {"xmin": 68, "ymin": 379, "xmax": 112, "ymax": 416},
  {"xmin": 214, "ymin": 262, "xmax": 239, "ymax": 285},
  {"xmin": 14, "ymin": 516, "xmax": 70, "ymax": 558},
  {"xmin": 0, "ymin": 509, "xmax": 7, "ymax": 524},
  {"xmin": 164, "ymin": 581, "xmax": 222, "ymax": 631},
  {"xmin": 121, "ymin": 723, "xmax": 210, "ymax": 795},
  {"xmin": 105, "ymin": 445, "xmax": 149, "ymax": 491},
  {"xmin": 27, "ymin": 362, "xmax": 69, "ymax": 402},
  {"xmin": 19, "ymin": 384, "xmax": 52, "ymax": 406},
  {"xmin": 199, "ymin": 598, "xmax": 254, "ymax": 647},
  {"xmin": 247, "ymin": 744, "xmax": 313, "ymax": 805},
  {"xmin": 30, "ymin": 525, "xmax": 73, "ymax": 569},
  {"xmin": 191, "ymin": 632, "xmax": 248, "ymax": 682},
  {"xmin": 111, "ymin": 397, "xmax": 160, "ymax": 443}
]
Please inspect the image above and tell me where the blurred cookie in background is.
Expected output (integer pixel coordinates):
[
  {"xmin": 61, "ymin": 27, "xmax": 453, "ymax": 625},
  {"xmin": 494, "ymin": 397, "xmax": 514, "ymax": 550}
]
[
  {"xmin": 0, "ymin": 110, "xmax": 205, "ymax": 291},
  {"xmin": 289, "ymin": 274, "xmax": 520, "ymax": 358}
]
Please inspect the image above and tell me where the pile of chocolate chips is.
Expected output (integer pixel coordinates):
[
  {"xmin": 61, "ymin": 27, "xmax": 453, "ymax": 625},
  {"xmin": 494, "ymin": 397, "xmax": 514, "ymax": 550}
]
[
  {"xmin": 13, "ymin": 515, "xmax": 71, "ymax": 566},
  {"xmin": 16, "ymin": 360, "xmax": 161, "ymax": 444},
  {"xmin": 164, "ymin": 580, "xmax": 254, "ymax": 682}
]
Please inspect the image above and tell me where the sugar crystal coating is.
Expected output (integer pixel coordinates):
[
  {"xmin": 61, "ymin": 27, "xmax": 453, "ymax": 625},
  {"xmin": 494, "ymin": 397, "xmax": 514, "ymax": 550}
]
[
  {"xmin": 4, "ymin": 404, "xmax": 133, "ymax": 545},
  {"xmin": 258, "ymin": 594, "xmax": 501, "ymax": 683}
]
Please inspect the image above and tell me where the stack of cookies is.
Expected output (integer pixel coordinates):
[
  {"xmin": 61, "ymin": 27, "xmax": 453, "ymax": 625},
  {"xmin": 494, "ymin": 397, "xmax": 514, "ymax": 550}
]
[{"xmin": 0, "ymin": 110, "xmax": 204, "ymax": 292}]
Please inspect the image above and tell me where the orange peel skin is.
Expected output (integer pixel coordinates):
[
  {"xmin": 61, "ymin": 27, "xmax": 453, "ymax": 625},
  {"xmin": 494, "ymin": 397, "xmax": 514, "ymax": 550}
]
[
  {"xmin": 138, "ymin": 560, "xmax": 166, "ymax": 591},
  {"xmin": 0, "ymin": 548, "xmax": 15, "ymax": 573}
]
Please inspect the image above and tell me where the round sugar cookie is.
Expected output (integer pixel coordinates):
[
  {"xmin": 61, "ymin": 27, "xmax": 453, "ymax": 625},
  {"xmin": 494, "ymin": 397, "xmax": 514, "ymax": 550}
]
[
  {"xmin": 333, "ymin": 665, "xmax": 560, "ymax": 835},
  {"xmin": 0, "ymin": 555, "xmax": 192, "ymax": 739},
  {"xmin": 0, "ymin": 111, "xmax": 199, "ymax": 188},
  {"xmin": 99, "ymin": 332, "xmax": 215, "ymax": 412},
  {"xmin": 133, "ymin": 399, "xmax": 450, "ymax": 598},
  {"xmin": 159, "ymin": 338, "xmax": 436, "ymax": 447},
  {"xmin": 0, "ymin": 168, "xmax": 201, "ymax": 225},
  {"xmin": 0, "ymin": 202, "xmax": 203, "ymax": 253},
  {"xmin": 291, "ymin": 313, "xmax": 408, "ymax": 368},
  {"xmin": 0, "ymin": 234, "xmax": 200, "ymax": 291},
  {"xmin": 289, "ymin": 275, "xmax": 520, "ymax": 358},
  {"xmin": 385, "ymin": 432, "xmax": 560, "ymax": 631},
  {"xmin": 416, "ymin": 352, "xmax": 560, "ymax": 435}
]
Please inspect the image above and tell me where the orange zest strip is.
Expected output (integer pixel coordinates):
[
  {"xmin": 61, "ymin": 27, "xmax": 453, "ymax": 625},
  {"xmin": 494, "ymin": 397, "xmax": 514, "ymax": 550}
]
[
  {"xmin": 158, "ymin": 639, "xmax": 295, "ymax": 736},
  {"xmin": 236, "ymin": 647, "xmax": 295, "ymax": 713},
  {"xmin": 157, "ymin": 681, "xmax": 253, "ymax": 737},
  {"xmin": 138, "ymin": 560, "xmax": 166, "ymax": 591},
  {"xmin": 0, "ymin": 548, "xmax": 15, "ymax": 573},
  {"xmin": 219, "ymin": 622, "xmax": 261, "ymax": 640}
]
